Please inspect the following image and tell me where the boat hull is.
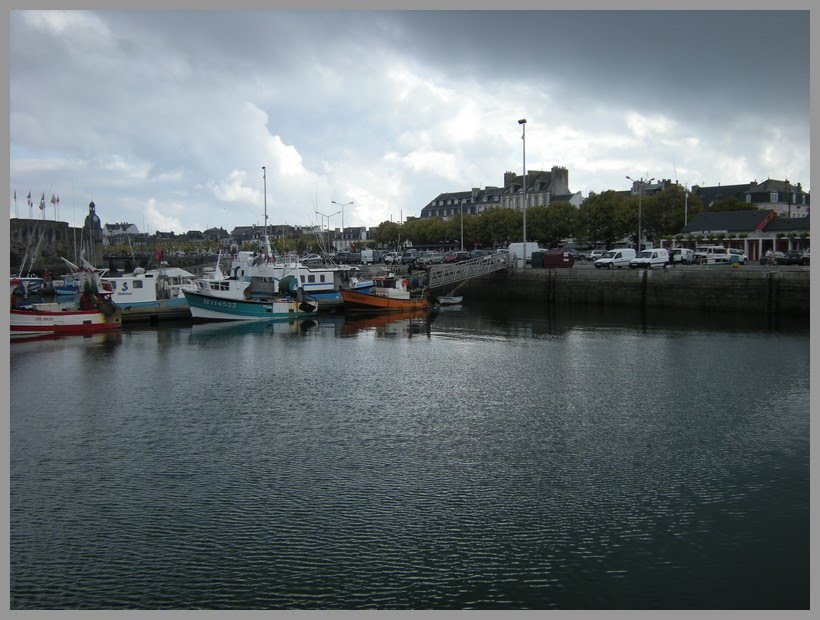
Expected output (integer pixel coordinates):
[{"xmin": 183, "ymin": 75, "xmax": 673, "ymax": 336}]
[
  {"xmin": 341, "ymin": 289, "xmax": 429, "ymax": 312},
  {"xmin": 10, "ymin": 307, "xmax": 122, "ymax": 337},
  {"xmin": 183, "ymin": 290, "xmax": 318, "ymax": 321}
]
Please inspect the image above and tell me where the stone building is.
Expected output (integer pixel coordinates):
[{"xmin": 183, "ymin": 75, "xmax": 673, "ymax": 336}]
[{"xmin": 420, "ymin": 166, "xmax": 582, "ymax": 221}]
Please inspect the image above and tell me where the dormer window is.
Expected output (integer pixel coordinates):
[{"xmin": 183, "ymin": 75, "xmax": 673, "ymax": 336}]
[{"xmin": 771, "ymin": 192, "xmax": 779, "ymax": 203}]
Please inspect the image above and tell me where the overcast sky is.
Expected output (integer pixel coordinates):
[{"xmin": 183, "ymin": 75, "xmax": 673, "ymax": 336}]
[{"xmin": 9, "ymin": 9, "xmax": 810, "ymax": 234}]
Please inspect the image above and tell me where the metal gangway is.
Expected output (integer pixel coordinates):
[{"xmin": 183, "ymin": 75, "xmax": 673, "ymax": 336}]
[{"xmin": 425, "ymin": 253, "xmax": 512, "ymax": 291}]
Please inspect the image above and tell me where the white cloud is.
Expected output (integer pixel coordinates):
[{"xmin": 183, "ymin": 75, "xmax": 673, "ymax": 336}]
[
  {"xmin": 209, "ymin": 170, "xmax": 260, "ymax": 204},
  {"xmin": 626, "ymin": 112, "xmax": 676, "ymax": 139},
  {"xmin": 22, "ymin": 10, "xmax": 111, "ymax": 38}
]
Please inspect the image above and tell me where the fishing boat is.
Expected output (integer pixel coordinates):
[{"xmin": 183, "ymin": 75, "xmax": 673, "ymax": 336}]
[
  {"xmin": 10, "ymin": 256, "xmax": 121, "ymax": 338},
  {"xmin": 340, "ymin": 272, "xmax": 428, "ymax": 312},
  {"xmin": 52, "ymin": 273, "xmax": 81, "ymax": 296},
  {"xmin": 183, "ymin": 275, "xmax": 319, "ymax": 322},
  {"xmin": 102, "ymin": 263, "xmax": 196, "ymax": 321},
  {"xmin": 10, "ymin": 276, "xmax": 45, "ymax": 298},
  {"xmin": 225, "ymin": 246, "xmax": 373, "ymax": 309},
  {"xmin": 435, "ymin": 295, "xmax": 463, "ymax": 306}
]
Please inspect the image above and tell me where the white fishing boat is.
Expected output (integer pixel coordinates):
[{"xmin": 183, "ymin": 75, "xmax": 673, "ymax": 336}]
[
  {"xmin": 183, "ymin": 275, "xmax": 319, "ymax": 322},
  {"xmin": 101, "ymin": 263, "xmax": 197, "ymax": 321},
  {"xmin": 435, "ymin": 296, "xmax": 463, "ymax": 306}
]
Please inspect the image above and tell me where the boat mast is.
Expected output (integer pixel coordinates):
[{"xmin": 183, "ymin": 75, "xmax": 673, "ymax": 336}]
[{"xmin": 262, "ymin": 165, "xmax": 272, "ymax": 262}]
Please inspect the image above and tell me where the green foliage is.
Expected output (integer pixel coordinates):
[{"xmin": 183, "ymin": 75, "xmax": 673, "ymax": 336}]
[{"xmin": 576, "ymin": 190, "xmax": 631, "ymax": 248}]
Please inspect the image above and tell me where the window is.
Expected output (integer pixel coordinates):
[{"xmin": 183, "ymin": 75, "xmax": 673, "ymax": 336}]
[
  {"xmin": 308, "ymin": 275, "xmax": 315, "ymax": 283},
  {"xmin": 320, "ymin": 275, "xmax": 326, "ymax": 283},
  {"xmin": 771, "ymin": 192, "xmax": 779, "ymax": 203},
  {"xmin": 134, "ymin": 281, "xmax": 143, "ymax": 289},
  {"xmin": 746, "ymin": 195, "xmax": 751, "ymax": 203},
  {"xmin": 300, "ymin": 275, "xmax": 305, "ymax": 283}
]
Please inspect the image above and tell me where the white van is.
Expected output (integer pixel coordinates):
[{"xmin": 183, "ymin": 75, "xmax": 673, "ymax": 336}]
[
  {"xmin": 669, "ymin": 248, "xmax": 694, "ymax": 265},
  {"xmin": 594, "ymin": 248, "xmax": 636, "ymax": 269},
  {"xmin": 507, "ymin": 242, "xmax": 543, "ymax": 265},
  {"xmin": 360, "ymin": 249, "xmax": 374, "ymax": 265},
  {"xmin": 629, "ymin": 248, "xmax": 670, "ymax": 269}
]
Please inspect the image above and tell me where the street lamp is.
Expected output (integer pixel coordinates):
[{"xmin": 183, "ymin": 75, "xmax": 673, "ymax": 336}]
[
  {"xmin": 315, "ymin": 210, "xmax": 340, "ymax": 254},
  {"xmin": 460, "ymin": 199, "xmax": 464, "ymax": 252},
  {"xmin": 626, "ymin": 175, "xmax": 654, "ymax": 251},
  {"xmin": 518, "ymin": 118, "xmax": 527, "ymax": 268},
  {"xmin": 331, "ymin": 200, "xmax": 354, "ymax": 249}
]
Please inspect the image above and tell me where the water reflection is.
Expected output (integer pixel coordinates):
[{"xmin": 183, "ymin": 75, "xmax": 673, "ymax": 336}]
[
  {"xmin": 187, "ymin": 318, "xmax": 319, "ymax": 341},
  {"xmin": 9, "ymin": 330, "xmax": 123, "ymax": 348},
  {"xmin": 339, "ymin": 310, "xmax": 436, "ymax": 338}
]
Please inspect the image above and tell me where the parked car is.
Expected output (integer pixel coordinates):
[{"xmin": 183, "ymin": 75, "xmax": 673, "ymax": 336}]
[
  {"xmin": 584, "ymin": 249, "xmax": 606, "ymax": 261},
  {"xmin": 417, "ymin": 252, "xmax": 444, "ymax": 266},
  {"xmin": 383, "ymin": 251, "xmax": 399, "ymax": 264},
  {"xmin": 629, "ymin": 248, "xmax": 670, "ymax": 269},
  {"xmin": 727, "ymin": 248, "xmax": 749, "ymax": 265},
  {"xmin": 399, "ymin": 250, "xmax": 419, "ymax": 267},
  {"xmin": 669, "ymin": 248, "xmax": 694, "ymax": 265},
  {"xmin": 776, "ymin": 250, "xmax": 810, "ymax": 265},
  {"xmin": 470, "ymin": 249, "xmax": 495, "ymax": 258},
  {"xmin": 693, "ymin": 245, "xmax": 731, "ymax": 265},
  {"xmin": 594, "ymin": 248, "xmax": 636, "ymax": 269}
]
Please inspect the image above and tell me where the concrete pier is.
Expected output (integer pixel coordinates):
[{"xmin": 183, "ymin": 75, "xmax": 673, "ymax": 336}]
[{"xmin": 456, "ymin": 266, "xmax": 810, "ymax": 316}]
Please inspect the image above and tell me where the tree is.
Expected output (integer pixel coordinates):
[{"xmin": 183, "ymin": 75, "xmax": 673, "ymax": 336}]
[{"xmin": 576, "ymin": 191, "xmax": 631, "ymax": 248}]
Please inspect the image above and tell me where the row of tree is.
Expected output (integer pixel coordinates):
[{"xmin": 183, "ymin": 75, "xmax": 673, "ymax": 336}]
[{"xmin": 373, "ymin": 186, "xmax": 760, "ymax": 250}]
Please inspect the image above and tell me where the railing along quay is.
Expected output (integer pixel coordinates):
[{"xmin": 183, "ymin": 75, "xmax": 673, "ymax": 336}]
[{"xmin": 426, "ymin": 253, "xmax": 512, "ymax": 291}]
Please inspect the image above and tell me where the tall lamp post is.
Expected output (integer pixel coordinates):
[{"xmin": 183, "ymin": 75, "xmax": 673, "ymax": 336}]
[
  {"xmin": 331, "ymin": 200, "xmax": 354, "ymax": 249},
  {"xmin": 518, "ymin": 118, "xmax": 527, "ymax": 268},
  {"xmin": 315, "ymin": 210, "xmax": 340, "ymax": 254},
  {"xmin": 460, "ymin": 199, "xmax": 464, "ymax": 251},
  {"xmin": 626, "ymin": 175, "xmax": 654, "ymax": 251}
]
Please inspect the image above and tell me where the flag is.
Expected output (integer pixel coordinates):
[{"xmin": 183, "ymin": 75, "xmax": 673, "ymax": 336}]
[
  {"xmin": 50, "ymin": 194, "xmax": 57, "ymax": 205},
  {"xmin": 39, "ymin": 193, "xmax": 46, "ymax": 210},
  {"xmin": 13, "ymin": 190, "xmax": 16, "ymax": 200},
  {"xmin": 27, "ymin": 191, "xmax": 31, "ymax": 206}
]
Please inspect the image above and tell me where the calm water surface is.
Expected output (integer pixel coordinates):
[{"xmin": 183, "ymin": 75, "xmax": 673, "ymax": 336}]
[{"xmin": 10, "ymin": 303, "xmax": 810, "ymax": 609}]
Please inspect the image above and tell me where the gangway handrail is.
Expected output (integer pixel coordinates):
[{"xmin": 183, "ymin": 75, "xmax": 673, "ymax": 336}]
[{"xmin": 426, "ymin": 253, "xmax": 512, "ymax": 290}]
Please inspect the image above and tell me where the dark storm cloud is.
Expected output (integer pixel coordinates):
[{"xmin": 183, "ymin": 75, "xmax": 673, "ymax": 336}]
[{"xmin": 381, "ymin": 11, "xmax": 808, "ymax": 119}]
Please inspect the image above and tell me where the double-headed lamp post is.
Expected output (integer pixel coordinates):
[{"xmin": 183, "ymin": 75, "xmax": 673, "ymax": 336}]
[
  {"xmin": 626, "ymin": 175, "xmax": 654, "ymax": 251},
  {"xmin": 518, "ymin": 118, "xmax": 527, "ymax": 268},
  {"xmin": 315, "ymin": 210, "xmax": 340, "ymax": 254},
  {"xmin": 331, "ymin": 200, "xmax": 354, "ymax": 249}
]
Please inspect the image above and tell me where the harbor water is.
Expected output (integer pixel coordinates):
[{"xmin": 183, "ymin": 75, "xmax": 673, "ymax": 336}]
[{"xmin": 9, "ymin": 302, "xmax": 810, "ymax": 609}]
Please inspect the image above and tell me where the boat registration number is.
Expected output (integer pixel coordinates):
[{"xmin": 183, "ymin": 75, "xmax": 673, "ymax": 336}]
[{"xmin": 203, "ymin": 298, "xmax": 238, "ymax": 309}]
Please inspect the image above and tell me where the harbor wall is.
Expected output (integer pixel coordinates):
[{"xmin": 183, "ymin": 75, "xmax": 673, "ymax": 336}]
[{"xmin": 457, "ymin": 267, "xmax": 811, "ymax": 316}]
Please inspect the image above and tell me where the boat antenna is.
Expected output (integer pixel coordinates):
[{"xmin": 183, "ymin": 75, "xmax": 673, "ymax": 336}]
[{"xmin": 262, "ymin": 165, "xmax": 272, "ymax": 262}]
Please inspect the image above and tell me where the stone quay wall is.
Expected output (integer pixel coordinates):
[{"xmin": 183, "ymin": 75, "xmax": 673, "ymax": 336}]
[{"xmin": 456, "ymin": 267, "xmax": 810, "ymax": 316}]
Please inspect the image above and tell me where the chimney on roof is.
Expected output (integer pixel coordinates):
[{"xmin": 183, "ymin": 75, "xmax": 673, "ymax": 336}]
[
  {"xmin": 550, "ymin": 166, "xmax": 569, "ymax": 197},
  {"xmin": 472, "ymin": 187, "xmax": 479, "ymax": 199},
  {"xmin": 504, "ymin": 171, "xmax": 517, "ymax": 188}
]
